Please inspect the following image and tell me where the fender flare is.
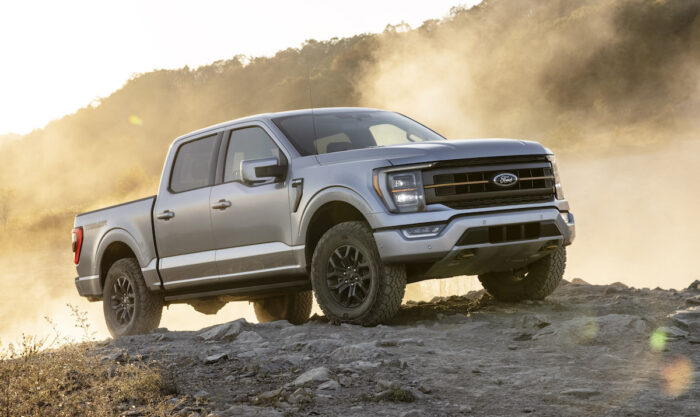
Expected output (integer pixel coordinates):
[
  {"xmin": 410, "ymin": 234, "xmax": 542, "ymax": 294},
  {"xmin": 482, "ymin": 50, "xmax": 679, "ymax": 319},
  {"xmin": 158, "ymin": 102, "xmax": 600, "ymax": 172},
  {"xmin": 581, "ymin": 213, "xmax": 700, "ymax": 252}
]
[
  {"xmin": 297, "ymin": 186, "xmax": 377, "ymax": 244},
  {"xmin": 93, "ymin": 228, "xmax": 149, "ymax": 278}
]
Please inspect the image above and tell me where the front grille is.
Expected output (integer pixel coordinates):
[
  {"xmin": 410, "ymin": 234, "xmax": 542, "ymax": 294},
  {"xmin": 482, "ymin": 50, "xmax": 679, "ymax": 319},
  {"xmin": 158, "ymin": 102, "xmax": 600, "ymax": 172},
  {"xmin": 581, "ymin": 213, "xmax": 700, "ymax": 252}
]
[
  {"xmin": 457, "ymin": 221, "xmax": 562, "ymax": 246},
  {"xmin": 422, "ymin": 156, "xmax": 555, "ymax": 209}
]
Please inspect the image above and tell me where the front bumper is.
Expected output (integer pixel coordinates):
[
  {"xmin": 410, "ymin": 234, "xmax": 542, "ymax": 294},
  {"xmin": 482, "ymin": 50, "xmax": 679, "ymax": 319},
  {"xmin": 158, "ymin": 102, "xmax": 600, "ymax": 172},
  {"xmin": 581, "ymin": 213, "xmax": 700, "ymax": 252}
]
[
  {"xmin": 374, "ymin": 207, "xmax": 575, "ymax": 278},
  {"xmin": 75, "ymin": 275, "xmax": 102, "ymax": 300}
]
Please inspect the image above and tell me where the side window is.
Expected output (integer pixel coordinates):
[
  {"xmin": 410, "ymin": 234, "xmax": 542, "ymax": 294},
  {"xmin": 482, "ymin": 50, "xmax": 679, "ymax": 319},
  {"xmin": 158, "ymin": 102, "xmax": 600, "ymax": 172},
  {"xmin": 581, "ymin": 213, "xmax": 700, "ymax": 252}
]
[
  {"xmin": 224, "ymin": 127, "xmax": 282, "ymax": 183},
  {"xmin": 169, "ymin": 135, "xmax": 218, "ymax": 193}
]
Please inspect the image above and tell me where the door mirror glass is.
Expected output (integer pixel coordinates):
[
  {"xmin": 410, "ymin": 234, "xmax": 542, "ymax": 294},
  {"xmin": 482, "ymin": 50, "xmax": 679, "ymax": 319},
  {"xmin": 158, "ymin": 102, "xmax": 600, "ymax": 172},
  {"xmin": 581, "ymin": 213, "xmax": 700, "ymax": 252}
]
[{"xmin": 241, "ymin": 158, "xmax": 286, "ymax": 185}]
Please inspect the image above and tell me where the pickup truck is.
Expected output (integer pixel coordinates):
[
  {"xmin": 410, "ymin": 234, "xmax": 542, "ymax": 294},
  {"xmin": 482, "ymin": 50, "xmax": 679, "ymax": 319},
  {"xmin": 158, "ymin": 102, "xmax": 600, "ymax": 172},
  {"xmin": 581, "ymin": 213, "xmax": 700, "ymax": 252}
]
[{"xmin": 72, "ymin": 107, "xmax": 575, "ymax": 337}]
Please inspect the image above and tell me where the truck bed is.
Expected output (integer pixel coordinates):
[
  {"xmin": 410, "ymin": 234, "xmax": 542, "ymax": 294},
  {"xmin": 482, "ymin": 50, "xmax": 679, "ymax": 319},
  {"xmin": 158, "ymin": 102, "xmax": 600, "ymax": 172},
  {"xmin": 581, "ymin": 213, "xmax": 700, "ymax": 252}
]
[{"xmin": 74, "ymin": 196, "xmax": 160, "ymax": 297}]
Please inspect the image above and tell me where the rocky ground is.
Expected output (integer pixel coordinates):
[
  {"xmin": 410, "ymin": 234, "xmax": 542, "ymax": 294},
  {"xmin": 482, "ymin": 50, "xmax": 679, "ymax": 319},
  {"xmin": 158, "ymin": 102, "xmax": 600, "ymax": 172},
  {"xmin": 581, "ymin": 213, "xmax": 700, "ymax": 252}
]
[{"xmin": 97, "ymin": 279, "xmax": 700, "ymax": 416}]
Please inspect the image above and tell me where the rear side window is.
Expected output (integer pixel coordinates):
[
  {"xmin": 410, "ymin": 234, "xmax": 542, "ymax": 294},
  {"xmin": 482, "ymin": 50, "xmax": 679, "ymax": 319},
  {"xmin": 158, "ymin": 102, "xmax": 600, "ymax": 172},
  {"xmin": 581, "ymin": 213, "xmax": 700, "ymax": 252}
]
[
  {"xmin": 170, "ymin": 135, "xmax": 218, "ymax": 193},
  {"xmin": 224, "ymin": 127, "xmax": 282, "ymax": 183}
]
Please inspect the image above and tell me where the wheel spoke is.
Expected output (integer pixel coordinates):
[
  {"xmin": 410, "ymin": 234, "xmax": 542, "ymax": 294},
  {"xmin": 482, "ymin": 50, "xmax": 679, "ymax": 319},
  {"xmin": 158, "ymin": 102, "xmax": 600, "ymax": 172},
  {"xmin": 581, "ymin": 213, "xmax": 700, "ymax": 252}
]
[
  {"xmin": 333, "ymin": 249, "xmax": 346, "ymax": 267},
  {"xmin": 326, "ymin": 244, "xmax": 374, "ymax": 308},
  {"xmin": 329, "ymin": 255, "xmax": 339, "ymax": 269},
  {"xmin": 110, "ymin": 275, "xmax": 136, "ymax": 326}
]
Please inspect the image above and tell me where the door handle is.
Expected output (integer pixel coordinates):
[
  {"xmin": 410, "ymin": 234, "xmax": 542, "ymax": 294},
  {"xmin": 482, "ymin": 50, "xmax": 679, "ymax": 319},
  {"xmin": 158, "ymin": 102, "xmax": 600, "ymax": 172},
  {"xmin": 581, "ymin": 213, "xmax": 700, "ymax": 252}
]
[
  {"xmin": 211, "ymin": 199, "xmax": 232, "ymax": 210},
  {"xmin": 156, "ymin": 210, "xmax": 175, "ymax": 220}
]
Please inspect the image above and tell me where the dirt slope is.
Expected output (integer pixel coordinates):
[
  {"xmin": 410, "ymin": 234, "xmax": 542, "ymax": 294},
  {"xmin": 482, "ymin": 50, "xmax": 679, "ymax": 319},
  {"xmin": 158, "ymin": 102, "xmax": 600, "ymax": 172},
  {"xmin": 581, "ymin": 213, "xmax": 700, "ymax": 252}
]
[{"xmin": 97, "ymin": 280, "xmax": 700, "ymax": 416}]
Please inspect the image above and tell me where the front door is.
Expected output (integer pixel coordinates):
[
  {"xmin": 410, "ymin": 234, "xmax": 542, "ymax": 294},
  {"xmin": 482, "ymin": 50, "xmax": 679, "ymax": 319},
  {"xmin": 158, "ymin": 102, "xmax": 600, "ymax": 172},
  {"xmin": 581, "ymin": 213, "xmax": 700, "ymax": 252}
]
[
  {"xmin": 154, "ymin": 133, "xmax": 221, "ymax": 288},
  {"xmin": 209, "ymin": 125, "xmax": 295, "ymax": 278}
]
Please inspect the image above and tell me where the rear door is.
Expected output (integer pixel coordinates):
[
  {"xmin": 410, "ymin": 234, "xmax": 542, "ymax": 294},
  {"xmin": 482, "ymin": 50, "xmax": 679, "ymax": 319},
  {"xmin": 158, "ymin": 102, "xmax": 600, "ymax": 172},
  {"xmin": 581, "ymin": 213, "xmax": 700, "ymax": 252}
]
[
  {"xmin": 154, "ymin": 133, "xmax": 221, "ymax": 288},
  {"xmin": 209, "ymin": 124, "xmax": 296, "ymax": 278}
]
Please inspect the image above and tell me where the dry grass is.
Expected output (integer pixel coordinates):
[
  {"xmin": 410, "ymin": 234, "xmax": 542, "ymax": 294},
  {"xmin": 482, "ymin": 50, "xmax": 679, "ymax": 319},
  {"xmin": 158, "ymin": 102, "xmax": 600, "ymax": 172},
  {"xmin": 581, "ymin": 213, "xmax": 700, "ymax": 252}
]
[{"xmin": 0, "ymin": 307, "xmax": 178, "ymax": 416}]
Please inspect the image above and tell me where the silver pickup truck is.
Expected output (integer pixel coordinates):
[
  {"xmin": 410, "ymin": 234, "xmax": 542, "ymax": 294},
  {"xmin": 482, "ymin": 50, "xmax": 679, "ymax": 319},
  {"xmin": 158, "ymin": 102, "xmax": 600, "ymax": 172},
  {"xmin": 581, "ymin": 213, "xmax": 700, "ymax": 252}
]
[{"xmin": 72, "ymin": 107, "xmax": 575, "ymax": 337}]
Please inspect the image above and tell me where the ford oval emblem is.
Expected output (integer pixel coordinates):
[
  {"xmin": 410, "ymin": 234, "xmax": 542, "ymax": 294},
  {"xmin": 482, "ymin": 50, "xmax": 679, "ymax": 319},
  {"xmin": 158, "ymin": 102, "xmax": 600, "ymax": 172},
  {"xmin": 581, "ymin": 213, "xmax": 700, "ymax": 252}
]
[{"xmin": 493, "ymin": 172, "xmax": 518, "ymax": 187}]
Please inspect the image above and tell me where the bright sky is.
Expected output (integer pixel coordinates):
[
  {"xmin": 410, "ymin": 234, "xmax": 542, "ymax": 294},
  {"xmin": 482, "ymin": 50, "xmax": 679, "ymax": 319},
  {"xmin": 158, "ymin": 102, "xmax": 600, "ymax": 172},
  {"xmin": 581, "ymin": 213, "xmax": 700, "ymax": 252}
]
[{"xmin": 0, "ymin": 0, "xmax": 479, "ymax": 135}]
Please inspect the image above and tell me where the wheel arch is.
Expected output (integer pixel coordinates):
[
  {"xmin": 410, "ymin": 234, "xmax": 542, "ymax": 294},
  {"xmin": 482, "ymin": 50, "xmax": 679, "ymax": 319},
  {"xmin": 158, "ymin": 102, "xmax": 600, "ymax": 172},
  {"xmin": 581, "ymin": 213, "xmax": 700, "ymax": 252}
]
[
  {"xmin": 95, "ymin": 229, "xmax": 146, "ymax": 289},
  {"xmin": 300, "ymin": 188, "xmax": 374, "ymax": 271}
]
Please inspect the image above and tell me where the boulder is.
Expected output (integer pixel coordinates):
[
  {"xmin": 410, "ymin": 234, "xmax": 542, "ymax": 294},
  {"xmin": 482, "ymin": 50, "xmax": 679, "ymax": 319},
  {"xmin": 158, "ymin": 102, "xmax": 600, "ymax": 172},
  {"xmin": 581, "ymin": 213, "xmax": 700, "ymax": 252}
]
[
  {"xmin": 534, "ymin": 314, "xmax": 650, "ymax": 345},
  {"xmin": 202, "ymin": 352, "xmax": 228, "ymax": 364},
  {"xmin": 236, "ymin": 331, "xmax": 264, "ymax": 344},
  {"xmin": 293, "ymin": 366, "xmax": 331, "ymax": 386},
  {"xmin": 317, "ymin": 380, "xmax": 340, "ymax": 391},
  {"xmin": 197, "ymin": 319, "xmax": 249, "ymax": 341}
]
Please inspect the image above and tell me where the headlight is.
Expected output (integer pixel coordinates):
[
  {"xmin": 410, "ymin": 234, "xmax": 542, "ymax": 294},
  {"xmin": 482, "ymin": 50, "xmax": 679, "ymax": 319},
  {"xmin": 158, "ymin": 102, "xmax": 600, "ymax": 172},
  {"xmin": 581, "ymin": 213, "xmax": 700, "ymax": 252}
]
[
  {"xmin": 547, "ymin": 154, "xmax": 565, "ymax": 200},
  {"xmin": 373, "ymin": 164, "xmax": 433, "ymax": 213},
  {"xmin": 387, "ymin": 171, "xmax": 425, "ymax": 212}
]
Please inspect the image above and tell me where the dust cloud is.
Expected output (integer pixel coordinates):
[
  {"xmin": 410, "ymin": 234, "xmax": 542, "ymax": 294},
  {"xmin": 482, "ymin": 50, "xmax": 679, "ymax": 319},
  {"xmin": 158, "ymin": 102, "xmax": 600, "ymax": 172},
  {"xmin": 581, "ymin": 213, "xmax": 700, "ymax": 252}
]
[
  {"xmin": 559, "ymin": 140, "xmax": 700, "ymax": 290},
  {"xmin": 1, "ymin": 0, "xmax": 699, "ymax": 343},
  {"xmin": 359, "ymin": 0, "xmax": 700, "ymax": 290}
]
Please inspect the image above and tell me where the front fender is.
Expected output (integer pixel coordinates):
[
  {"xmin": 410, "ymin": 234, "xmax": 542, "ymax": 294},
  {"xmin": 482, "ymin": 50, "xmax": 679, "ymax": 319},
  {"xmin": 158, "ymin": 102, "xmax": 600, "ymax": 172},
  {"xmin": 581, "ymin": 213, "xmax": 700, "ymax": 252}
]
[{"xmin": 296, "ymin": 186, "xmax": 378, "ymax": 245}]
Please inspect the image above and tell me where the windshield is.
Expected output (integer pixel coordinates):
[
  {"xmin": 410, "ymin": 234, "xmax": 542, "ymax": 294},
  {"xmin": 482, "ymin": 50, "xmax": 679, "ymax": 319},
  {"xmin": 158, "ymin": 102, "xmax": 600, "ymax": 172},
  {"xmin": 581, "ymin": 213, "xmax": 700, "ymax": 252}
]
[{"xmin": 271, "ymin": 110, "xmax": 445, "ymax": 156}]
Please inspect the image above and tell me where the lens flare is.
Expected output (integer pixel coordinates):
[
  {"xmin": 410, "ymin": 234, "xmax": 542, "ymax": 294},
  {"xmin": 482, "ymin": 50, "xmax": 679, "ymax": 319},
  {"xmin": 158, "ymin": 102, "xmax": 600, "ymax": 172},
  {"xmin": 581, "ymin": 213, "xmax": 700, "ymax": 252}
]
[
  {"xmin": 649, "ymin": 329, "xmax": 666, "ymax": 352},
  {"xmin": 576, "ymin": 319, "xmax": 598, "ymax": 343},
  {"xmin": 660, "ymin": 356, "xmax": 694, "ymax": 397},
  {"xmin": 128, "ymin": 115, "xmax": 143, "ymax": 126}
]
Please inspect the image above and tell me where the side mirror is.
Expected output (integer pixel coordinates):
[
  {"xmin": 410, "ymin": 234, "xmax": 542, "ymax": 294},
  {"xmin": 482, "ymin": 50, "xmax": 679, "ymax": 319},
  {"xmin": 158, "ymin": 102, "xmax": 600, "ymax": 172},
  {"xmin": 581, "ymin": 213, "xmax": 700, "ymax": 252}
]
[{"xmin": 241, "ymin": 157, "xmax": 287, "ymax": 185}]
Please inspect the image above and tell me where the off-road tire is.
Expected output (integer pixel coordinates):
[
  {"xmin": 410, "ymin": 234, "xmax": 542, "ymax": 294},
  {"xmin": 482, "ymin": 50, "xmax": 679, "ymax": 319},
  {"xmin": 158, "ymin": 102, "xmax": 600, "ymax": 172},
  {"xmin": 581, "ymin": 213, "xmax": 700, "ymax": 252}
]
[
  {"xmin": 478, "ymin": 247, "xmax": 566, "ymax": 302},
  {"xmin": 310, "ymin": 221, "xmax": 406, "ymax": 326},
  {"xmin": 103, "ymin": 258, "xmax": 163, "ymax": 338},
  {"xmin": 253, "ymin": 291, "xmax": 313, "ymax": 325}
]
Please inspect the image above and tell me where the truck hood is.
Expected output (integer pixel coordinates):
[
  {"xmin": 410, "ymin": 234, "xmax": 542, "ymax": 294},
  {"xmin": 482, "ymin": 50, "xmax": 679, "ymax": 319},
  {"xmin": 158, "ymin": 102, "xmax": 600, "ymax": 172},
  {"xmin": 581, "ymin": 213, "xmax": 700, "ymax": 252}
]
[{"xmin": 314, "ymin": 139, "xmax": 549, "ymax": 166}]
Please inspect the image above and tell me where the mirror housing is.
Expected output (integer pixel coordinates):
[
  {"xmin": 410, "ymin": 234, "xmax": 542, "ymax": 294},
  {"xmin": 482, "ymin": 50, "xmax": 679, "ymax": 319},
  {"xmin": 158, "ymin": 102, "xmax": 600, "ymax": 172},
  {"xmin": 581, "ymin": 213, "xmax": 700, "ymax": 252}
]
[{"xmin": 241, "ymin": 157, "xmax": 287, "ymax": 185}]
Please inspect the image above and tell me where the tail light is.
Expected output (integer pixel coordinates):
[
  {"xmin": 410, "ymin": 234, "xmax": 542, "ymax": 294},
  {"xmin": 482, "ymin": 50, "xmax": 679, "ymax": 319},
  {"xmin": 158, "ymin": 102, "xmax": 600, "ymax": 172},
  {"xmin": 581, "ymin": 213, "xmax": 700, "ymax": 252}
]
[{"xmin": 72, "ymin": 227, "xmax": 84, "ymax": 265}]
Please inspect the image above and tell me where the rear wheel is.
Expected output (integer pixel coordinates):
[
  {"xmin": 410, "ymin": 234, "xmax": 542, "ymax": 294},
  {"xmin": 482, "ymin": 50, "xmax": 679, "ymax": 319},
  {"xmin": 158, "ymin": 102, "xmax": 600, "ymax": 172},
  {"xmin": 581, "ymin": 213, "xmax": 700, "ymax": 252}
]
[
  {"xmin": 311, "ymin": 221, "xmax": 406, "ymax": 326},
  {"xmin": 103, "ymin": 258, "xmax": 163, "ymax": 338},
  {"xmin": 253, "ymin": 291, "xmax": 313, "ymax": 325},
  {"xmin": 478, "ymin": 247, "xmax": 566, "ymax": 302}
]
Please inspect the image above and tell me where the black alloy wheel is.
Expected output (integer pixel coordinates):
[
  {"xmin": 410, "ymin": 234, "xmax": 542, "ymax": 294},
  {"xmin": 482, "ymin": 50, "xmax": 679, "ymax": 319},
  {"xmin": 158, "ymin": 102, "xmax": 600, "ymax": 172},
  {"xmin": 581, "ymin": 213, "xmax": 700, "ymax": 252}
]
[
  {"xmin": 109, "ymin": 275, "xmax": 135, "ymax": 326},
  {"xmin": 326, "ymin": 244, "xmax": 373, "ymax": 308}
]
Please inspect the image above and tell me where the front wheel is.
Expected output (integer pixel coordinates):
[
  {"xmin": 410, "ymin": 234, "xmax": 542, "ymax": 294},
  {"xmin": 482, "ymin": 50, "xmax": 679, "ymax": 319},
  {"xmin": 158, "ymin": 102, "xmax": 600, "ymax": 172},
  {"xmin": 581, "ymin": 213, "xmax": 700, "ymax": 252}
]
[
  {"xmin": 103, "ymin": 258, "xmax": 163, "ymax": 338},
  {"xmin": 478, "ymin": 247, "xmax": 566, "ymax": 302},
  {"xmin": 310, "ymin": 221, "xmax": 406, "ymax": 326}
]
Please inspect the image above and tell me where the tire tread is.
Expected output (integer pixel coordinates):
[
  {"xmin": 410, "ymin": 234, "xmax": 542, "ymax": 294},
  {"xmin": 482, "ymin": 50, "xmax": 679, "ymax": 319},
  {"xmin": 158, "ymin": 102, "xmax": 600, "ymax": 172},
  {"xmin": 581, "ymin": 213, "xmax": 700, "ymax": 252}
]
[
  {"xmin": 103, "ymin": 258, "xmax": 162, "ymax": 337},
  {"xmin": 311, "ymin": 221, "xmax": 405, "ymax": 326}
]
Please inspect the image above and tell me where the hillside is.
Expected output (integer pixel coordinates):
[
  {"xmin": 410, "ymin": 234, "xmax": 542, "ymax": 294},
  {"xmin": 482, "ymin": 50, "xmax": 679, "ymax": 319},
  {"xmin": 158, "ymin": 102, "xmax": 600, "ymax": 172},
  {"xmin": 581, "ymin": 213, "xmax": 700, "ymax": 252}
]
[
  {"xmin": 0, "ymin": 0, "xmax": 698, "ymax": 252},
  {"xmin": 1, "ymin": 0, "xmax": 700, "ymax": 347},
  {"xmin": 2, "ymin": 280, "xmax": 699, "ymax": 416}
]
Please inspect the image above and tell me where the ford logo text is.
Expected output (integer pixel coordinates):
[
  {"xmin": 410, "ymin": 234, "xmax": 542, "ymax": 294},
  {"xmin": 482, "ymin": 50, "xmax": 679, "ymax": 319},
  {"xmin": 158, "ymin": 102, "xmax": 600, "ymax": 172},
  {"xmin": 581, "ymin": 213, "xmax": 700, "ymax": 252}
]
[{"xmin": 493, "ymin": 172, "xmax": 518, "ymax": 187}]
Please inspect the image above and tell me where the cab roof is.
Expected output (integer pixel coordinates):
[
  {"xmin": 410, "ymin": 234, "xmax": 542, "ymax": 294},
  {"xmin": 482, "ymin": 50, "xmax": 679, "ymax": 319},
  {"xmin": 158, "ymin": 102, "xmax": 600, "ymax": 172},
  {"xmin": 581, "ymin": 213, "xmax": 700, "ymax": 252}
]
[{"xmin": 172, "ymin": 107, "xmax": 383, "ymax": 145}]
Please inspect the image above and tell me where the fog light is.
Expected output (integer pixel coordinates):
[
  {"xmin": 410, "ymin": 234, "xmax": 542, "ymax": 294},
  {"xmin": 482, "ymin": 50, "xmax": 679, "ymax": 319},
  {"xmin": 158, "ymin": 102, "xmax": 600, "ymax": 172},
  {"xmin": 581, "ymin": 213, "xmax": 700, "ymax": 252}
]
[
  {"xmin": 560, "ymin": 212, "xmax": 573, "ymax": 224},
  {"xmin": 401, "ymin": 224, "xmax": 445, "ymax": 239}
]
